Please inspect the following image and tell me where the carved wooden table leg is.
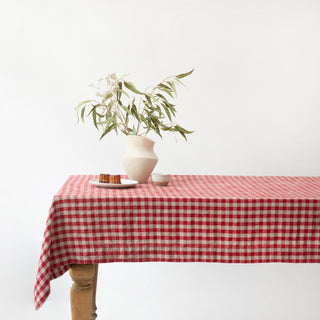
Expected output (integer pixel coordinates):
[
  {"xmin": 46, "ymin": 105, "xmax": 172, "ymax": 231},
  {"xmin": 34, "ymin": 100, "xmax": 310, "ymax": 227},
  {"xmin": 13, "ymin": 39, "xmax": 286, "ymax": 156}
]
[
  {"xmin": 91, "ymin": 264, "xmax": 98, "ymax": 320},
  {"xmin": 69, "ymin": 264, "xmax": 98, "ymax": 320}
]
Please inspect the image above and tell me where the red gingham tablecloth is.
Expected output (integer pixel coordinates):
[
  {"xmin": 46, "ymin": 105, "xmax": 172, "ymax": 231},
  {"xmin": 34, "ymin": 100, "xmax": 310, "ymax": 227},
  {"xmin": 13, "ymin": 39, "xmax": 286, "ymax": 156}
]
[{"xmin": 34, "ymin": 175, "xmax": 320, "ymax": 309}]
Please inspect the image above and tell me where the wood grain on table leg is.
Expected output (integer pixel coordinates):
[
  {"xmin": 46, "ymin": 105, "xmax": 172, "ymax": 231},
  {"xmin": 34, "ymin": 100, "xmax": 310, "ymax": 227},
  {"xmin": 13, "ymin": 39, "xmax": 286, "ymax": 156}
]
[
  {"xmin": 91, "ymin": 264, "xmax": 98, "ymax": 320},
  {"xmin": 69, "ymin": 264, "xmax": 97, "ymax": 320}
]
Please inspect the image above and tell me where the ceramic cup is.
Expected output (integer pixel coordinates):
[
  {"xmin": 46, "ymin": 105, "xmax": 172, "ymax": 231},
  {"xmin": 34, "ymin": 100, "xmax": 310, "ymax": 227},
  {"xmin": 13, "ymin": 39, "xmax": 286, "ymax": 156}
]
[{"xmin": 152, "ymin": 173, "xmax": 171, "ymax": 186}]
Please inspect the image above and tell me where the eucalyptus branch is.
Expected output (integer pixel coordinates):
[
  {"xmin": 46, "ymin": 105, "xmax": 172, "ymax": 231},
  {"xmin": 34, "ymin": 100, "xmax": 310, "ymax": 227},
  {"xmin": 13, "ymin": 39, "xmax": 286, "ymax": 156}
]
[
  {"xmin": 136, "ymin": 75, "xmax": 179, "ymax": 135},
  {"xmin": 113, "ymin": 93, "xmax": 128, "ymax": 134},
  {"xmin": 75, "ymin": 69, "xmax": 194, "ymax": 140}
]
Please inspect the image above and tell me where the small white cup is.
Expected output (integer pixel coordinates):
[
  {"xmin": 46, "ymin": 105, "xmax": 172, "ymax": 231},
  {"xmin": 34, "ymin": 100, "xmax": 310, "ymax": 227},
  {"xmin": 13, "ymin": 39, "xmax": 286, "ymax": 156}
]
[{"xmin": 152, "ymin": 173, "xmax": 171, "ymax": 186}]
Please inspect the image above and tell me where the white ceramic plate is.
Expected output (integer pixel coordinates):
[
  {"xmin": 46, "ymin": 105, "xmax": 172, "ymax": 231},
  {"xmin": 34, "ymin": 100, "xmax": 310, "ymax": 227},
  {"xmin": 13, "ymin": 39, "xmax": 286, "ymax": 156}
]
[{"xmin": 89, "ymin": 179, "xmax": 138, "ymax": 189}]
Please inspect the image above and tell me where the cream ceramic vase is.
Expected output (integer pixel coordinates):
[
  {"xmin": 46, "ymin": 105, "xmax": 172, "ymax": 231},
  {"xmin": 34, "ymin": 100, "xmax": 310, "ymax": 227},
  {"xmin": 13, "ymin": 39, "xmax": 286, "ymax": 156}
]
[{"xmin": 122, "ymin": 135, "xmax": 158, "ymax": 183}]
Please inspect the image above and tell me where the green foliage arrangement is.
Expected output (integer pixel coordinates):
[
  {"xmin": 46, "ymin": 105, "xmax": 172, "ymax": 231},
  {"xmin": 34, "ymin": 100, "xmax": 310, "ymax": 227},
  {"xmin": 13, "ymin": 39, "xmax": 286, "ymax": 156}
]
[{"xmin": 75, "ymin": 69, "xmax": 194, "ymax": 140}]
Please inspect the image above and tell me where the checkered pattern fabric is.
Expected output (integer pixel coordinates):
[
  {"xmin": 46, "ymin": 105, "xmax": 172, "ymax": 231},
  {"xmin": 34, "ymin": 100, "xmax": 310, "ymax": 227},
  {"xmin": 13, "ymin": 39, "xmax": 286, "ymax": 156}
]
[{"xmin": 34, "ymin": 175, "xmax": 320, "ymax": 309}]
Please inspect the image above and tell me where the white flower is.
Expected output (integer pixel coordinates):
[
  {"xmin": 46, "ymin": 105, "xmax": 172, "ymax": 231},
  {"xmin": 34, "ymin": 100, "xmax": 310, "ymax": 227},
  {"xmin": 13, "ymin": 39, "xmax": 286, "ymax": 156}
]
[
  {"xmin": 90, "ymin": 73, "xmax": 121, "ymax": 100},
  {"xmin": 106, "ymin": 73, "xmax": 119, "ymax": 89}
]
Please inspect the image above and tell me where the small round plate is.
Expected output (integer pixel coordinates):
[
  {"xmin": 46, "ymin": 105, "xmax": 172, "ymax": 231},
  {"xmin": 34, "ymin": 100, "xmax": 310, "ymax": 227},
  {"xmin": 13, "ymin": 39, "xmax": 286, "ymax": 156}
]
[{"xmin": 89, "ymin": 179, "xmax": 138, "ymax": 189}]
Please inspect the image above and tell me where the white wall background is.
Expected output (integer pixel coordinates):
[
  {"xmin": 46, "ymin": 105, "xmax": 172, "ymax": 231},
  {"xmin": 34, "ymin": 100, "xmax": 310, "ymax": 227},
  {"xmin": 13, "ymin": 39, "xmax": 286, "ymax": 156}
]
[{"xmin": 1, "ymin": 0, "xmax": 320, "ymax": 319}]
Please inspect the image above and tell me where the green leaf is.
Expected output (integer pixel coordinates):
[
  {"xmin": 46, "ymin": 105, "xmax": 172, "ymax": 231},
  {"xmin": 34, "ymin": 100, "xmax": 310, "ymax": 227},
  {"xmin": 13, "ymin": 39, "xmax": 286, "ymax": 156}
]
[
  {"xmin": 174, "ymin": 125, "xmax": 193, "ymax": 140},
  {"xmin": 168, "ymin": 106, "xmax": 176, "ymax": 117},
  {"xmin": 117, "ymin": 82, "xmax": 123, "ymax": 100},
  {"xmin": 158, "ymin": 86, "xmax": 174, "ymax": 99},
  {"xmin": 140, "ymin": 115, "xmax": 148, "ymax": 125},
  {"xmin": 158, "ymin": 83, "xmax": 172, "ymax": 91},
  {"xmin": 155, "ymin": 93, "xmax": 169, "ymax": 103},
  {"xmin": 92, "ymin": 109, "xmax": 98, "ymax": 129},
  {"xmin": 118, "ymin": 89, "xmax": 130, "ymax": 98},
  {"xmin": 161, "ymin": 103, "xmax": 172, "ymax": 121},
  {"xmin": 87, "ymin": 104, "xmax": 97, "ymax": 116},
  {"xmin": 168, "ymin": 81, "xmax": 177, "ymax": 98},
  {"xmin": 160, "ymin": 124, "xmax": 172, "ymax": 131},
  {"xmin": 80, "ymin": 106, "xmax": 86, "ymax": 122},
  {"xmin": 178, "ymin": 130, "xmax": 187, "ymax": 140},
  {"xmin": 144, "ymin": 93, "xmax": 157, "ymax": 101},
  {"xmin": 150, "ymin": 115, "xmax": 160, "ymax": 126},
  {"xmin": 155, "ymin": 104, "xmax": 162, "ymax": 115},
  {"xmin": 175, "ymin": 68, "xmax": 194, "ymax": 79},
  {"xmin": 99, "ymin": 123, "xmax": 117, "ymax": 140},
  {"xmin": 120, "ymin": 104, "xmax": 131, "ymax": 115},
  {"xmin": 105, "ymin": 109, "xmax": 112, "ymax": 119},
  {"xmin": 103, "ymin": 92, "xmax": 113, "ymax": 102},
  {"xmin": 125, "ymin": 113, "xmax": 129, "ymax": 126},
  {"xmin": 131, "ymin": 104, "xmax": 140, "ymax": 121},
  {"xmin": 151, "ymin": 118, "xmax": 162, "ymax": 138},
  {"xmin": 132, "ymin": 124, "xmax": 137, "ymax": 135},
  {"xmin": 173, "ymin": 78, "xmax": 185, "ymax": 86},
  {"xmin": 101, "ymin": 113, "xmax": 114, "ymax": 128},
  {"xmin": 145, "ymin": 94, "xmax": 152, "ymax": 104},
  {"xmin": 96, "ymin": 111, "xmax": 104, "ymax": 117},
  {"xmin": 107, "ymin": 100, "xmax": 114, "ymax": 111},
  {"xmin": 97, "ymin": 119, "xmax": 108, "ymax": 125},
  {"xmin": 124, "ymin": 81, "xmax": 143, "ymax": 94},
  {"xmin": 163, "ymin": 100, "xmax": 176, "ymax": 116},
  {"xmin": 174, "ymin": 124, "xmax": 194, "ymax": 134},
  {"xmin": 75, "ymin": 100, "xmax": 92, "ymax": 110}
]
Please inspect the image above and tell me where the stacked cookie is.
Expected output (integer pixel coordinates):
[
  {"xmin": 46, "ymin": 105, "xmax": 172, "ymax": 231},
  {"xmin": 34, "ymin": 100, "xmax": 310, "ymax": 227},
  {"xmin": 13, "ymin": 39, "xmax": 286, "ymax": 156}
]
[{"xmin": 99, "ymin": 174, "xmax": 121, "ymax": 184}]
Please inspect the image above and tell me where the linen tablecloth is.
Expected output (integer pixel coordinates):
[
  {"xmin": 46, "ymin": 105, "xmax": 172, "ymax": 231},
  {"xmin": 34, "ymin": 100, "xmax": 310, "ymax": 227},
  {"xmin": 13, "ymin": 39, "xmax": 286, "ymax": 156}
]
[{"xmin": 34, "ymin": 175, "xmax": 320, "ymax": 309}]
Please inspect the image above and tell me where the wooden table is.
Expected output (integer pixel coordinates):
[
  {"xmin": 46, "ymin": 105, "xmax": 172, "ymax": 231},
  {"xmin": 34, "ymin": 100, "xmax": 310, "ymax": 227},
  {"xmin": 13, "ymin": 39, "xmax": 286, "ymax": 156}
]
[{"xmin": 34, "ymin": 175, "xmax": 320, "ymax": 319}]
